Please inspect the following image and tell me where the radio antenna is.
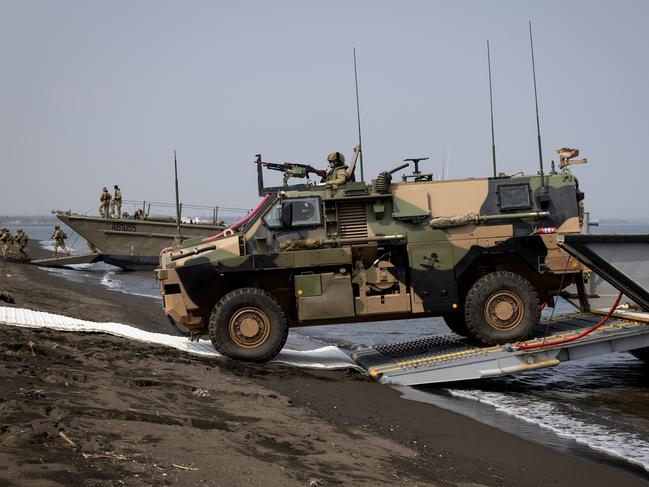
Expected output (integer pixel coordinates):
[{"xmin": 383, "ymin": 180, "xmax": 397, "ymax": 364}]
[
  {"xmin": 353, "ymin": 47, "xmax": 364, "ymax": 182},
  {"xmin": 173, "ymin": 150, "xmax": 183, "ymax": 245},
  {"xmin": 441, "ymin": 146, "xmax": 446, "ymax": 180},
  {"xmin": 487, "ymin": 40, "xmax": 497, "ymax": 177},
  {"xmin": 529, "ymin": 21, "xmax": 546, "ymax": 190}
]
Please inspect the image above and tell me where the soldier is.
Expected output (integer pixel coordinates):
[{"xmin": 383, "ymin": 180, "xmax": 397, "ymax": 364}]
[
  {"xmin": 0, "ymin": 228, "xmax": 13, "ymax": 257},
  {"xmin": 15, "ymin": 229, "xmax": 29, "ymax": 260},
  {"xmin": 99, "ymin": 187, "xmax": 112, "ymax": 218},
  {"xmin": 321, "ymin": 152, "xmax": 349, "ymax": 185},
  {"xmin": 111, "ymin": 184, "xmax": 122, "ymax": 218},
  {"xmin": 51, "ymin": 225, "xmax": 70, "ymax": 258}
]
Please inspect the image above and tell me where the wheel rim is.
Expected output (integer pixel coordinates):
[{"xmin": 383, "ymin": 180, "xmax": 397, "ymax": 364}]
[
  {"xmin": 228, "ymin": 307, "xmax": 271, "ymax": 348},
  {"xmin": 483, "ymin": 291, "xmax": 524, "ymax": 331}
]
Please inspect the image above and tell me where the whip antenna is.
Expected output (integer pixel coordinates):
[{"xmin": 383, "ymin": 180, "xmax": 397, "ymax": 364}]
[
  {"xmin": 174, "ymin": 150, "xmax": 183, "ymax": 245},
  {"xmin": 529, "ymin": 21, "xmax": 546, "ymax": 190},
  {"xmin": 353, "ymin": 47, "xmax": 364, "ymax": 182},
  {"xmin": 487, "ymin": 40, "xmax": 497, "ymax": 177},
  {"xmin": 441, "ymin": 146, "xmax": 446, "ymax": 180}
]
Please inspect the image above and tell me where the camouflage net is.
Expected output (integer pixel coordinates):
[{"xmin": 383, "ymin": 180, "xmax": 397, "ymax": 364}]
[
  {"xmin": 429, "ymin": 213, "xmax": 480, "ymax": 229},
  {"xmin": 278, "ymin": 239, "xmax": 322, "ymax": 251}
]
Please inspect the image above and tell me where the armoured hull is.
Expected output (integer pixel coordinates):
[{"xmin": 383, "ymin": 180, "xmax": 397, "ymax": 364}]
[{"xmin": 54, "ymin": 213, "xmax": 224, "ymax": 270}]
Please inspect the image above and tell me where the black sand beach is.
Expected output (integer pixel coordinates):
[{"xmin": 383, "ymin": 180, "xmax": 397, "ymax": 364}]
[{"xmin": 1, "ymin": 242, "xmax": 648, "ymax": 486}]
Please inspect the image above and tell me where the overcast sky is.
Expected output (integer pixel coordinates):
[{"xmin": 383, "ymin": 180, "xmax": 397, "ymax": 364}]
[{"xmin": 1, "ymin": 0, "xmax": 648, "ymax": 219}]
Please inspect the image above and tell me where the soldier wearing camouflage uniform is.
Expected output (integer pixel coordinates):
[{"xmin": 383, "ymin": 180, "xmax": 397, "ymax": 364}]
[
  {"xmin": 99, "ymin": 187, "xmax": 112, "ymax": 218},
  {"xmin": 0, "ymin": 228, "xmax": 13, "ymax": 257},
  {"xmin": 51, "ymin": 225, "xmax": 70, "ymax": 257},
  {"xmin": 111, "ymin": 185, "xmax": 122, "ymax": 218},
  {"xmin": 15, "ymin": 229, "xmax": 29, "ymax": 259},
  {"xmin": 322, "ymin": 152, "xmax": 349, "ymax": 185}
]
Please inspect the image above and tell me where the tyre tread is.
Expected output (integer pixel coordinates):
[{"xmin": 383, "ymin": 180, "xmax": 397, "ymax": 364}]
[
  {"xmin": 209, "ymin": 287, "xmax": 288, "ymax": 362},
  {"xmin": 464, "ymin": 271, "xmax": 540, "ymax": 345}
]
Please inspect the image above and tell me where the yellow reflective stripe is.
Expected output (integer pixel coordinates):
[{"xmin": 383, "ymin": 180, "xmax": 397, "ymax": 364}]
[
  {"xmin": 365, "ymin": 318, "xmax": 649, "ymax": 378},
  {"xmin": 372, "ymin": 346, "xmax": 500, "ymax": 374}
]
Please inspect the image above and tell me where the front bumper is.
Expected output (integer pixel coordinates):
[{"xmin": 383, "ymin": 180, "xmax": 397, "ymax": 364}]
[{"xmin": 156, "ymin": 267, "xmax": 204, "ymax": 330}]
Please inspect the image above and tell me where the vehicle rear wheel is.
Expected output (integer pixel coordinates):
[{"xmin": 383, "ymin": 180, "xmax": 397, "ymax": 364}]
[
  {"xmin": 630, "ymin": 347, "xmax": 649, "ymax": 364},
  {"xmin": 464, "ymin": 271, "xmax": 540, "ymax": 345},
  {"xmin": 443, "ymin": 311, "xmax": 470, "ymax": 337},
  {"xmin": 209, "ymin": 287, "xmax": 288, "ymax": 362}
]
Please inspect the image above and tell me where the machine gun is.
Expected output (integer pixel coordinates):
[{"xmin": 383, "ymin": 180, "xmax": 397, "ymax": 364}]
[{"xmin": 254, "ymin": 154, "xmax": 326, "ymax": 186}]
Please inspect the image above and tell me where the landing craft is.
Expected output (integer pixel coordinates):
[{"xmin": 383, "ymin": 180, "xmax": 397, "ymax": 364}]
[
  {"xmin": 51, "ymin": 202, "xmax": 247, "ymax": 270},
  {"xmin": 42, "ymin": 153, "xmax": 249, "ymax": 271},
  {"xmin": 156, "ymin": 146, "xmax": 591, "ymax": 361}
]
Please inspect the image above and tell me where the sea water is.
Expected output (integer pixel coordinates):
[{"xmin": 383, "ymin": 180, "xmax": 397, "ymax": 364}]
[
  {"xmin": 295, "ymin": 223, "xmax": 649, "ymax": 475},
  {"xmin": 10, "ymin": 221, "xmax": 649, "ymax": 475}
]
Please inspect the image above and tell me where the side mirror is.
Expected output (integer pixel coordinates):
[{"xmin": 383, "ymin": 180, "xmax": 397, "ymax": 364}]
[{"xmin": 281, "ymin": 202, "xmax": 293, "ymax": 227}]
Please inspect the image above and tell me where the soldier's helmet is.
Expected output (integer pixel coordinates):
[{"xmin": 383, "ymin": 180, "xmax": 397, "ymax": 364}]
[
  {"xmin": 114, "ymin": 185, "xmax": 119, "ymax": 189},
  {"xmin": 327, "ymin": 152, "xmax": 345, "ymax": 166},
  {"xmin": 55, "ymin": 225, "xmax": 60, "ymax": 229},
  {"xmin": 102, "ymin": 187, "xmax": 107, "ymax": 191},
  {"xmin": 17, "ymin": 229, "xmax": 22, "ymax": 233}
]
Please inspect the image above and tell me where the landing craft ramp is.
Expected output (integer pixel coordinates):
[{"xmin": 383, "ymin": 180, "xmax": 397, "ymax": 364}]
[
  {"xmin": 31, "ymin": 253, "xmax": 104, "ymax": 267},
  {"xmin": 353, "ymin": 312, "xmax": 649, "ymax": 385},
  {"xmin": 353, "ymin": 234, "xmax": 649, "ymax": 385}
]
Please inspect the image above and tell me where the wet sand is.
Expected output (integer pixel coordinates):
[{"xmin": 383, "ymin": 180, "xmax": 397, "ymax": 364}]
[{"xmin": 1, "ymin": 242, "xmax": 648, "ymax": 486}]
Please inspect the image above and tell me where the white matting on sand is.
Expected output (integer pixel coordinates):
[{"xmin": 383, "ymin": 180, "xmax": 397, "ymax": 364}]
[{"xmin": 0, "ymin": 306, "xmax": 361, "ymax": 371}]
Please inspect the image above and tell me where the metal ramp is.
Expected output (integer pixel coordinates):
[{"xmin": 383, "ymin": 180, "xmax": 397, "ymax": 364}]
[
  {"xmin": 353, "ymin": 311, "xmax": 649, "ymax": 385},
  {"xmin": 31, "ymin": 253, "xmax": 104, "ymax": 267},
  {"xmin": 353, "ymin": 234, "xmax": 649, "ymax": 385}
]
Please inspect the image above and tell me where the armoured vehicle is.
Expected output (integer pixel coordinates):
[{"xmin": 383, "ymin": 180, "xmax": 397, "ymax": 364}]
[{"xmin": 156, "ymin": 146, "xmax": 588, "ymax": 361}]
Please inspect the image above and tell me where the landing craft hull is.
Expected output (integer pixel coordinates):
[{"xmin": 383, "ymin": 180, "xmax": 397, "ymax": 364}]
[
  {"xmin": 102, "ymin": 255, "xmax": 160, "ymax": 270},
  {"xmin": 54, "ymin": 213, "xmax": 224, "ymax": 271}
]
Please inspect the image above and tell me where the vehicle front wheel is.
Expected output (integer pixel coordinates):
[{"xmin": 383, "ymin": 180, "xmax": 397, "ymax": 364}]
[
  {"xmin": 464, "ymin": 271, "xmax": 540, "ymax": 345},
  {"xmin": 630, "ymin": 347, "xmax": 649, "ymax": 364},
  {"xmin": 209, "ymin": 288, "xmax": 288, "ymax": 362},
  {"xmin": 443, "ymin": 311, "xmax": 470, "ymax": 337}
]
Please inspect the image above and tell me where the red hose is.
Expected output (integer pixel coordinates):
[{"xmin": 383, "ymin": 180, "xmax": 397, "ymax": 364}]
[
  {"xmin": 159, "ymin": 194, "xmax": 272, "ymax": 256},
  {"xmin": 516, "ymin": 292, "xmax": 623, "ymax": 350},
  {"xmin": 200, "ymin": 193, "xmax": 271, "ymax": 244}
]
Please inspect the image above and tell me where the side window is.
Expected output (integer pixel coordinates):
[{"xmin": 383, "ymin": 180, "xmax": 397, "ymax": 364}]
[
  {"xmin": 263, "ymin": 197, "xmax": 321, "ymax": 228},
  {"xmin": 263, "ymin": 200, "xmax": 283, "ymax": 228},
  {"xmin": 287, "ymin": 198, "xmax": 321, "ymax": 226},
  {"xmin": 498, "ymin": 184, "xmax": 532, "ymax": 211}
]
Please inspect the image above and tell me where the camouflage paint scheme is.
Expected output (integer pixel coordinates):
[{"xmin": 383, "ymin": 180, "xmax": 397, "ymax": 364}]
[{"xmin": 156, "ymin": 161, "xmax": 584, "ymax": 336}]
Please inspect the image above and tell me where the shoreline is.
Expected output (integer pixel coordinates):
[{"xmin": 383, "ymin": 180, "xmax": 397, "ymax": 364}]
[{"xmin": 1, "ymin": 243, "xmax": 648, "ymax": 485}]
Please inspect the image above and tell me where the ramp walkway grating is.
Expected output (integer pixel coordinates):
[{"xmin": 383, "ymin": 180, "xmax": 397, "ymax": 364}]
[{"xmin": 353, "ymin": 312, "xmax": 649, "ymax": 385}]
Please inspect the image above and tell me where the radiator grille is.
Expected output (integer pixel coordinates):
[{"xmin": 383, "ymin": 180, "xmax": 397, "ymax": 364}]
[{"xmin": 337, "ymin": 203, "xmax": 368, "ymax": 239}]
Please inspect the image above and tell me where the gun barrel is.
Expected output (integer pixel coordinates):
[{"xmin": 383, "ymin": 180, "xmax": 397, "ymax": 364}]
[
  {"xmin": 389, "ymin": 163, "xmax": 410, "ymax": 175},
  {"xmin": 256, "ymin": 161, "xmax": 285, "ymax": 171}
]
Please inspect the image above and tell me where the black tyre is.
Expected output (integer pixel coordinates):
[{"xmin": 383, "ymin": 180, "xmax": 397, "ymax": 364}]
[
  {"xmin": 443, "ymin": 311, "xmax": 470, "ymax": 337},
  {"xmin": 464, "ymin": 271, "xmax": 540, "ymax": 345},
  {"xmin": 630, "ymin": 347, "xmax": 649, "ymax": 364},
  {"xmin": 209, "ymin": 288, "xmax": 288, "ymax": 362}
]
